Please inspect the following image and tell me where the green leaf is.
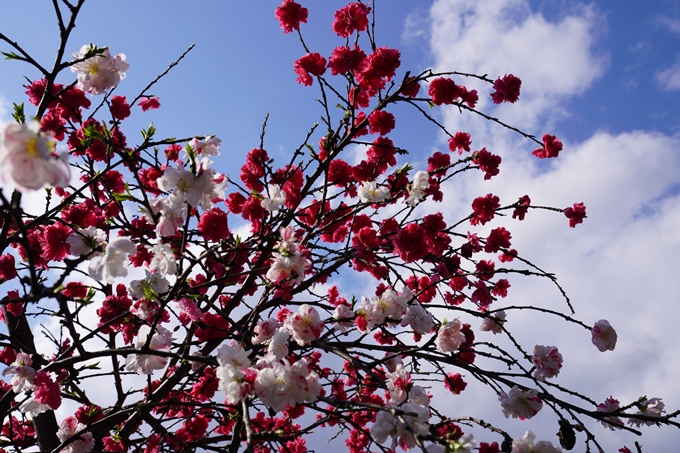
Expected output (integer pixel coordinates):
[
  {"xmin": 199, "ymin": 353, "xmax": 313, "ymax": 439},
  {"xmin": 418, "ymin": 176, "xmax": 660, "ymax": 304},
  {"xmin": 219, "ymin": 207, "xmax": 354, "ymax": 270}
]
[
  {"xmin": 12, "ymin": 102, "xmax": 25, "ymax": 123},
  {"xmin": 141, "ymin": 123, "xmax": 156, "ymax": 141},
  {"xmin": 112, "ymin": 192, "xmax": 135, "ymax": 202},
  {"xmin": 1, "ymin": 51, "xmax": 20, "ymax": 61}
]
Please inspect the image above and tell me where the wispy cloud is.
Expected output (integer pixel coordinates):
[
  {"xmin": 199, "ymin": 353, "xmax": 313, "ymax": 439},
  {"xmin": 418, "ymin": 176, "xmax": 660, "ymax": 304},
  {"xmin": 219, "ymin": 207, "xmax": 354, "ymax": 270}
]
[
  {"xmin": 427, "ymin": 0, "xmax": 680, "ymax": 450},
  {"xmin": 656, "ymin": 56, "xmax": 680, "ymax": 91}
]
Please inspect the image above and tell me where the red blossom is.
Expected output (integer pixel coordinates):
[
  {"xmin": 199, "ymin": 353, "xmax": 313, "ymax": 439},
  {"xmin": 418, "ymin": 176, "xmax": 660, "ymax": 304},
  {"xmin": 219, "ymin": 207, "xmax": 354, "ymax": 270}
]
[
  {"xmin": 332, "ymin": 2, "xmax": 371, "ymax": 38},
  {"xmin": 368, "ymin": 110, "xmax": 395, "ymax": 135},
  {"xmin": 473, "ymin": 148, "xmax": 502, "ymax": 180},
  {"xmin": 479, "ymin": 442, "xmax": 500, "ymax": 453},
  {"xmin": 139, "ymin": 96, "xmax": 160, "ymax": 111},
  {"xmin": 491, "ymin": 74, "xmax": 522, "ymax": 104},
  {"xmin": 449, "ymin": 131, "xmax": 472, "ymax": 154},
  {"xmin": 0, "ymin": 254, "xmax": 17, "ymax": 282},
  {"xmin": 198, "ymin": 207, "xmax": 230, "ymax": 242},
  {"xmin": 25, "ymin": 78, "xmax": 63, "ymax": 107},
  {"xmin": 512, "ymin": 195, "xmax": 531, "ymax": 220},
  {"xmin": 564, "ymin": 202, "xmax": 587, "ymax": 227},
  {"xmin": 400, "ymin": 76, "xmax": 421, "ymax": 98},
  {"xmin": 328, "ymin": 45, "xmax": 367, "ymax": 76},
  {"xmin": 532, "ymin": 133, "xmax": 563, "ymax": 159},
  {"xmin": 110, "ymin": 95, "xmax": 131, "ymax": 120},
  {"xmin": 393, "ymin": 223, "xmax": 428, "ymax": 263},
  {"xmin": 40, "ymin": 109, "xmax": 67, "ymax": 141},
  {"xmin": 294, "ymin": 52, "xmax": 327, "ymax": 86},
  {"xmin": 444, "ymin": 372, "xmax": 468, "ymax": 394},
  {"xmin": 470, "ymin": 193, "xmax": 500, "ymax": 226},
  {"xmin": 275, "ymin": 0, "xmax": 308, "ymax": 33},
  {"xmin": 63, "ymin": 281, "xmax": 89, "ymax": 299},
  {"xmin": 39, "ymin": 222, "xmax": 72, "ymax": 262},
  {"xmin": 428, "ymin": 77, "xmax": 460, "ymax": 105},
  {"xmin": 484, "ymin": 227, "xmax": 512, "ymax": 253},
  {"xmin": 491, "ymin": 279, "xmax": 510, "ymax": 298}
]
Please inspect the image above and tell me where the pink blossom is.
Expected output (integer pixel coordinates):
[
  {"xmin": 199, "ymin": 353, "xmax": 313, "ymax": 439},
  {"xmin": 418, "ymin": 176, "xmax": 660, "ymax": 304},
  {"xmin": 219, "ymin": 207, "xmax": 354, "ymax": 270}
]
[
  {"xmin": 511, "ymin": 431, "xmax": 561, "ymax": 453},
  {"xmin": 386, "ymin": 364, "xmax": 411, "ymax": 404},
  {"xmin": 531, "ymin": 345, "xmax": 563, "ymax": 381},
  {"xmin": 284, "ymin": 304, "xmax": 324, "ymax": 345},
  {"xmin": 252, "ymin": 318, "xmax": 282, "ymax": 344},
  {"xmin": 436, "ymin": 319, "xmax": 465, "ymax": 353},
  {"xmin": 591, "ymin": 319, "xmax": 617, "ymax": 352},
  {"xmin": 57, "ymin": 416, "xmax": 95, "ymax": 453},
  {"xmin": 125, "ymin": 325, "xmax": 172, "ymax": 375},
  {"xmin": 597, "ymin": 396, "xmax": 624, "ymax": 430},
  {"xmin": 0, "ymin": 121, "xmax": 70, "ymax": 192},
  {"xmin": 629, "ymin": 397, "xmax": 665, "ymax": 427},
  {"xmin": 480, "ymin": 310, "xmax": 506, "ymax": 334},
  {"xmin": 499, "ymin": 386, "xmax": 543, "ymax": 419},
  {"xmin": 71, "ymin": 44, "xmax": 129, "ymax": 95}
]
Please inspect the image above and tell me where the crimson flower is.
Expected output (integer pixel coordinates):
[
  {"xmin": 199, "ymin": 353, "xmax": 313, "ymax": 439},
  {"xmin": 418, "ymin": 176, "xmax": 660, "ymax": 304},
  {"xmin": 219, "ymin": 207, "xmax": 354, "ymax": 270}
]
[
  {"xmin": 532, "ymin": 133, "xmax": 563, "ymax": 159},
  {"xmin": 491, "ymin": 74, "xmax": 522, "ymax": 104},
  {"xmin": 275, "ymin": 0, "xmax": 308, "ymax": 34},
  {"xmin": 332, "ymin": 2, "xmax": 371, "ymax": 38},
  {"xmin": 564, "ymin": 202, "xmax": 587, "ymax": 227},
  {"xmin": 294, "ymin": 52, "xmax": 327, "ymax": 86}
]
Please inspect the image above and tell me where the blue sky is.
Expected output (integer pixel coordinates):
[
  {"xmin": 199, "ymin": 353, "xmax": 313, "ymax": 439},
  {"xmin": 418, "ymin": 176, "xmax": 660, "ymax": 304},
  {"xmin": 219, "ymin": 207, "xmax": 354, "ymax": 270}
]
[{"xmin": 1, "ymin": 1, "xmax": 680, "ymax": 452}]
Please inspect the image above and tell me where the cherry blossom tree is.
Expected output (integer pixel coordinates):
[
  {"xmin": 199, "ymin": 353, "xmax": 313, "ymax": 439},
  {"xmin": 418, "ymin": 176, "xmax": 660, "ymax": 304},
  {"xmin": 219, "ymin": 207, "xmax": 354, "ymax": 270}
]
[{"xmin": 0, "ymin": 1, "xmax": 678, "ymax": 453}]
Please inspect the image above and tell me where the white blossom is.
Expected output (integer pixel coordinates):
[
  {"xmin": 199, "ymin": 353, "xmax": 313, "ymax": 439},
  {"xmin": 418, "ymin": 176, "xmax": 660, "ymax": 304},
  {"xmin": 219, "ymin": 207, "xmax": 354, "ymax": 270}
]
[
  {"xmin": 261, "ymin": 183, "xmax": 287, "ymax": 211},
  {"xmin": 149, "ymin": 243, "xmax": 177, "ymax": 277},
  {"xmin": 88, "ymin": 237, "xmax": 135, "ymax": 284},
  {"xmin": 71, "ymin": 44, "xmax": 129, "ymax": 94},
  {"xmin": 0, "ymin": 121, "xmax": 70, "ymax": 192},
  {"xmin": 125, "ymin": 325, "xmax": 173, "ymax": 375},
  {"xmin": 358, "ymin": 180, "xmax": 390, "ymax": 203}
]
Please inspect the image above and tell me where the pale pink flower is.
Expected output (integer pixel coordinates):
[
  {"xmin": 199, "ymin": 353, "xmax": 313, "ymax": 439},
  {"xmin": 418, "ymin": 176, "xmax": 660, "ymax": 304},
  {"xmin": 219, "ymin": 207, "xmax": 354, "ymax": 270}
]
[
  {"xmin": 67, "ymin": 226, "xmax": 106, "ymax": 257},
  {"xmin": 480, "ymin": 310, "xmax": 506, "ymax": 334},
  {"xmin": 597, "ymin": 396, "xmax": 624, "ymax": 430},
  {"xmin": 358, "ymin": 181, "xmax": 390, "ymax": 203},
  {"xmin": 267, "ymin": 327, "xmax": 290, "ymax": 360},
  {"xmin": 261, "ymin": 183, "xmax": 286, "ymax": 211},
  {"xmin": 57, "ymin": 416, "xmax": 95, "ymax": 453},
  {"xmin": 0, "ymin": 121, "xmax": 70, "ymax": 192},
  {"xmin": 629, "ymin": 397, "xmax": 665, "ymax": 427},
  {"xmin": 512, "ymin": 431, "xmax": 562, "ymax": 453},
  {"xmin": 252, "ymin": 318, "xmax": 282, "ymax": 344},
  {"xmin": 436, "ymin": 319, "xmax": 465, "ymax": 353},
  {"xmin": 266, "ymin": 227, "xmax": 311, "ymax": 286},
  {"xmin": 531, "ymin": 345, "xmax": 563, "ymax": 381},
  {"xmin": 408, "ymin": 385, "xmax": 430, "ymax": 407},
  {"xmin": 188, "ymin": 135, "xmax": 221, "ymax": 157},
  {"xmin": 386, "ymin": 364, "xmax": 412, "ymax": 405},
  {"xmin": 129, "ymin": 299, "xmax": 159, "ymax": 321},
  {"xmin": 254, "ymin": 361, "xmax": 294, "ymax": 412},
  {"xmin": 88, "ymin": 237, "xmax": 135, "ymax": 284},
  {"xmin": 405, "ymin": 170, "xmax": 430, "ymax": 206},
  {"xmin": 175, "ymin": 298, "xmax": 202, "ymax": 322},
  {"xmin": 149, "ymin": 242, "xmax": 177, "ymax": 276},
  {"xmin": 125, "ymin": 325, "xmax": 172, "ymax": 374},
  {"xmin": 332, "ymin": 304, "xmax": 354, "ymax": 332},
  {"xmin": 397, "ymin": 401, "xmax": 431, "ymax": 450},
  {"xmin": 400, "ymin": 303, "xmax": 434, "ymax": 335},
  {"xmin": 371, "ymin": 410, "xmax": 399, "ymax": 450},
  {"xmin": 591, "ymin": 319, "xmax": 617, "ymax": 352},
  {"xmin": 71, "ymin": 44, "xmax": 129, "ymax": 94},
  {"xmin": 216, "ymin": 364, "xmax": 254, "ymax": 405},
  {"xmin": 129, "ymin": 270, "xmax": 169, "ymax": 300},
  {"xmin": 289, "ymin": 358, "xmax": 322, "ymax": 404},
  {"xmin": 2, "ymin": 364, "xmax": 35, "ymax": 393},
  {"xmin": 284, "ymin": 304, "xmax": 324, "ymax": 346},
  {"xmin": 216, "ymin": 342, "xmax": 251, "ymax": 369},
  {"xmin": 499, "ymin": 386, "xmax": 543, "ymax": 419}
]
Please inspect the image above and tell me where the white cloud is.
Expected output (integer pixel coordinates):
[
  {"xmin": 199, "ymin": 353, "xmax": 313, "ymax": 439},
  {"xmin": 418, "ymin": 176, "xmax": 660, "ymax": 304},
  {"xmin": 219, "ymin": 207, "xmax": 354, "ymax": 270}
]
[
  {"xmin": 656, "ymin": 56, "xmax": 680, "ymax": 91},
  {"xmin": 430, "ymin": 0, "xmax": 608, "ymax": 130},
  {"xmin": 427, "ymin": 0, "xmax": 680, "ymax": 450}
]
